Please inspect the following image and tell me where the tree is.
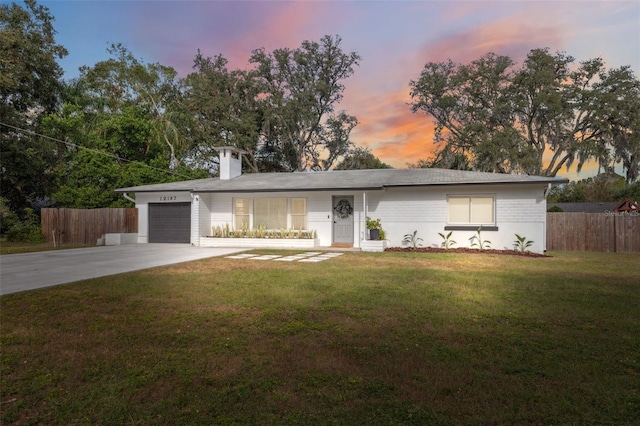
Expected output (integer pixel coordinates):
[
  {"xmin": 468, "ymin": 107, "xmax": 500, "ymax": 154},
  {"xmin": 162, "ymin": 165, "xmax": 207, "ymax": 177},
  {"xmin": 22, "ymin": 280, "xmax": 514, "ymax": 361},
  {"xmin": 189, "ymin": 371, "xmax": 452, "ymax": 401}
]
[
  {"xmin": 409, "ymin": 53, "xmax": 525, "ymax": 174},
  {"xmin": 183, "ymin": 53, "xmax": 264, "ymax": 172},
  {"xmin": 250, "ymin": 35, "xmax": 361, "ymax": 171},
  {"xmin": 593, "ymin": 66, "xmax": 640, "ymax": 183},
  {"xmin": 407, "ymin": 144, "xmax": 470, "ymax": 170},
  {"xmin": 409, "ymin": 48, "xmax": 638, "ymax": 179},
  {"xmin": 335, "ymin": 146, "xmax": 391, "ymax": 170},
  {"xmin": 510, "ymin": 49, "xmax": 604, "ymax": 177},
  {"xmin": 78, "ymin": 44, "xmax": 190, "ymax": 169},
  {"xmin": 547, "ymin": 172, "xmax": 627, "ymax": 203},
  {"xmin": 0, "ymin": 0, "xmax": 67, "ymax": 211},
  {"xmin": 41, "ymin": 45, "xmax": 209, "ymax": 208}
]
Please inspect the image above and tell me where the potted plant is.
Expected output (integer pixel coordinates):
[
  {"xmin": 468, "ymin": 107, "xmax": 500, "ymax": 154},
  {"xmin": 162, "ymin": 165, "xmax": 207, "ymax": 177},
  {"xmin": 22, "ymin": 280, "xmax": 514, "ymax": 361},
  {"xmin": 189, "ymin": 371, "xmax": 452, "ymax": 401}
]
[{"xmin": 366, "ymin": 216, "xmax": 383, "ymax": 240}]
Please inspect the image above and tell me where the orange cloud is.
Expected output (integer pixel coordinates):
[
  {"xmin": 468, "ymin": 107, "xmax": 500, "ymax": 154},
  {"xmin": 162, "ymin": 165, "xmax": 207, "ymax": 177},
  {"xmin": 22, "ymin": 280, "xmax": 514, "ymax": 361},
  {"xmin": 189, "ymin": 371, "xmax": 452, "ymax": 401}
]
[
  {"xmin": 342, "ymin": 15, "xmax": 567, "ymax": 169},
  {"xmin": 344, "ymin": 86, "xmax": 437, "ymax": 168}
]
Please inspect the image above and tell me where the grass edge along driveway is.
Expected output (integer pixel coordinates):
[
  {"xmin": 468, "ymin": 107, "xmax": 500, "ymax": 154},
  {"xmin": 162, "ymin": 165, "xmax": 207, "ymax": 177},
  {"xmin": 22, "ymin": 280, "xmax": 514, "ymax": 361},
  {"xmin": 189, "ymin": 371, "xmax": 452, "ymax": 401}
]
[{"xmin": 1, "ymin": 250, "xmax": 639, "ymax": 425}]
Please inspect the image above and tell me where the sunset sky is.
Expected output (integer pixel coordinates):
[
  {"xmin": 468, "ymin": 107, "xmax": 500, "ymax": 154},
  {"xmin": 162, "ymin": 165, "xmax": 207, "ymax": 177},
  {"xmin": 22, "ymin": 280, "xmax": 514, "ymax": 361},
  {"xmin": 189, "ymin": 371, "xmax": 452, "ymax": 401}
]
[{"xmin": 42, "ymin": 0, "xmax": 640, "ymax": 180}]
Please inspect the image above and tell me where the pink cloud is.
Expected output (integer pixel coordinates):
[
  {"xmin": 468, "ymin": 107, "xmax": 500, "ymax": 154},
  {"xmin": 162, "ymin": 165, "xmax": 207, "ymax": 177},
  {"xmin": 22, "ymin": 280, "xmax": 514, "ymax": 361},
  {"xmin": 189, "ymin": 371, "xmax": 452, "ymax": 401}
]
[
  {"xmin": 343, "ymin": 16, "xmax": 568, "ymax": 168},
  {"xmin": 146, "ymin": 1, "xmax": 343, "ymax": 75},
  {"xmin": 418, "ymin": 19, "xmax": 564, "ymax": 67}
]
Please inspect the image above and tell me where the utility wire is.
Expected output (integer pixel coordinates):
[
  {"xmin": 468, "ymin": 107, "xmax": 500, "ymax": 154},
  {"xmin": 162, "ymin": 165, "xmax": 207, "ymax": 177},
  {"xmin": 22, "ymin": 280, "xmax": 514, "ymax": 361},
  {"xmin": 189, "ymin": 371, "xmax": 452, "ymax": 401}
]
[{"xmin": 0, "ymin": 121, "xmax": 201, "ymax": 181}]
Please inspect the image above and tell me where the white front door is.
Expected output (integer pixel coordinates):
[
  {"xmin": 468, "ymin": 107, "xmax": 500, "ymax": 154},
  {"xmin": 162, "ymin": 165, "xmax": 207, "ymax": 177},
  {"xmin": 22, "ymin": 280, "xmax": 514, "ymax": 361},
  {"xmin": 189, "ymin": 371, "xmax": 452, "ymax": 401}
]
[{"xmin": 332, "ymin": 196, "xmax": 354, "ymax": 245}]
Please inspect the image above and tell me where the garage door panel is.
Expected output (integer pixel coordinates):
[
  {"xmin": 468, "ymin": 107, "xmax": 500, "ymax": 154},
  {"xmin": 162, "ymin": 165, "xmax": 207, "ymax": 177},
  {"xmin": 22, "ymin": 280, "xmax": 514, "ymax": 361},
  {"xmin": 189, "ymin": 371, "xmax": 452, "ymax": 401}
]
[{"xmin": 149, "ymin": 203, "xmax": 191, "ymax": 243}]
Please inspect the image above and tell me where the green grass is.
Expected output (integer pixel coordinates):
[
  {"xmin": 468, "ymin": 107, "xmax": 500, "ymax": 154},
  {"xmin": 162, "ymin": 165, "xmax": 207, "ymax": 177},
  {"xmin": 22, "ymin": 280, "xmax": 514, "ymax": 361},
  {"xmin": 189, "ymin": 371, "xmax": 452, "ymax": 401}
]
[
  {"xmin": 1, "ymin": 251, "xmax": 639, "ymax": 424},
  {"xmin": 0, "ymin": 239, "xmax": 92, "ymax": 255}
]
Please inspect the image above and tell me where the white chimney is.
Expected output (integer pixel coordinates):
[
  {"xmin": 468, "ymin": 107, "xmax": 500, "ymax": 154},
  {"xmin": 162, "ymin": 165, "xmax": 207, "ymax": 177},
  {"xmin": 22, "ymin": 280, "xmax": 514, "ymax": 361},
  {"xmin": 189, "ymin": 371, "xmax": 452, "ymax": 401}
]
[{"xmin": 214, "ymin": 146, "xmax": 246, "ymax": 180}]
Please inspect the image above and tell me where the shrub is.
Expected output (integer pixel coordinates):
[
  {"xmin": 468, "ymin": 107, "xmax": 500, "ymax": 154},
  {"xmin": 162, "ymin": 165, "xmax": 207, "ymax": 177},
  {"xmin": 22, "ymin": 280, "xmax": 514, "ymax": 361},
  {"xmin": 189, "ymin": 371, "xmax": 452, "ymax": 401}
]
[
  {"xmin": 0, "ymin": 197, "xmax": 19, "ymax": 235},
  {"xmin": 6, "ymin": 224, "xmax": 45, "ymax": 243},
  {"xmin": 5, "ymin": 208, "xmax": 45, "ymax": 243}
]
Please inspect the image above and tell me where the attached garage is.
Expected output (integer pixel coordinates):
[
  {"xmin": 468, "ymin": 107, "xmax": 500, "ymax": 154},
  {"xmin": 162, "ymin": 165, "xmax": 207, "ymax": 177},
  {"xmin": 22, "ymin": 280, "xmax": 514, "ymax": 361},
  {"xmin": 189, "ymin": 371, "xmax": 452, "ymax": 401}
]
[{"xmin": 148, "ymin": 202, "xmax": 191, "ymax": 243}]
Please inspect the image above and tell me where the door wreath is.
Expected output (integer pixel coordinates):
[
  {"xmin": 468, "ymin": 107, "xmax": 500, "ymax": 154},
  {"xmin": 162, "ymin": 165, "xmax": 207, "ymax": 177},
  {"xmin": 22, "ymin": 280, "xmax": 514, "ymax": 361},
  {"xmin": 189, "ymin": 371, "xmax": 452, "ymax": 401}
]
[{"xmin": 334, "ymin": 199, "xmax": 353, "ymax": 219}]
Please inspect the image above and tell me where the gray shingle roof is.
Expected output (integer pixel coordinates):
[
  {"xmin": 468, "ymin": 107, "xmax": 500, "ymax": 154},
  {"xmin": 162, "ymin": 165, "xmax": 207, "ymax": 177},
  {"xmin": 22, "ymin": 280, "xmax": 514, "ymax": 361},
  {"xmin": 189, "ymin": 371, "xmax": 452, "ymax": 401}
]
[{"xmin": 115, "ymin": 168, "xmax": 568, "ymax": 193}]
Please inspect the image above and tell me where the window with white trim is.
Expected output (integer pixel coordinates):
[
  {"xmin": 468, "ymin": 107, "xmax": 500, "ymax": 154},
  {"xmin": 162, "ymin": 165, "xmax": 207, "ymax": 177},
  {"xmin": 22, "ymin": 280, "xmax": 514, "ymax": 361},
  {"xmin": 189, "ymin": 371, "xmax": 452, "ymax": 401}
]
[
  {"xmin": 447, "ymin": 195, "xmax": 495, "ymax": 225},
  {"xmin": 254, "ymin": 198, "xmax": 287, "ymax": 229},
  {"xmin": 233, "ymin": 197, "xmax": 308, "ymax": 230},
  {"xmin": 290, "ymin": 198, "xmax": 307, "ymax": 230},
  {"xmin": 234, "ymin": 199, "xmax": 250, "ymax": 228}
]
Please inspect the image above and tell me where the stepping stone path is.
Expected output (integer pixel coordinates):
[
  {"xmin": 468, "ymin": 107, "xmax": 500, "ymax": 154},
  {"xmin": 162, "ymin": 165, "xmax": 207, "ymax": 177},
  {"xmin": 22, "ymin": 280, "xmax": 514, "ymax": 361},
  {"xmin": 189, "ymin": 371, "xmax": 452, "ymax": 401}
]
[{"xmin": 225, "ymin": 252, "xmax": 344, "ymax": 263}]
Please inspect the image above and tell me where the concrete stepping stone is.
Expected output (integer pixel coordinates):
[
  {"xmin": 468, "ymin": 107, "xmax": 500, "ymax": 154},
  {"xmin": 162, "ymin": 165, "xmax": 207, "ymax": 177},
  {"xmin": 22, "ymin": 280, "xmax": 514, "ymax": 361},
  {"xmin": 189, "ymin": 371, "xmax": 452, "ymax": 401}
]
[
  {"xmin": 298, "ymin": 257, "xmax": 328, "ymax": 262},
  {"xmin": 225, "ymin": 254, "xmax": 259, "ymax": 259},
  {"xmin": 319, "ymin": 252, "xmax": 344, "ymax": 257}
]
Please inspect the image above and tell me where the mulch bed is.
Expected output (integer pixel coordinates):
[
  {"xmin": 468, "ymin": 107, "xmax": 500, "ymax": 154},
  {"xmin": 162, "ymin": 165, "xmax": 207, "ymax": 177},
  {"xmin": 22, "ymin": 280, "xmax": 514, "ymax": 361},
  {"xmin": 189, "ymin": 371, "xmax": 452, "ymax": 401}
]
[{"xmin": 384, "ymin": 247, "xmax": 550, "ymax": 258}]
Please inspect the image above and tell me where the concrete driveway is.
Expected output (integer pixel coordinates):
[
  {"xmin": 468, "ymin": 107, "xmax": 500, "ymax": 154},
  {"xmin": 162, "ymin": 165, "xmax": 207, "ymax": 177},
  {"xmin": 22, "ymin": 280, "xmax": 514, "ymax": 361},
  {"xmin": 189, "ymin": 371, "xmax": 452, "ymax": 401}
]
[{"xmin": 0, "ymin": 244, "xmax": 245, "ymax": 295}]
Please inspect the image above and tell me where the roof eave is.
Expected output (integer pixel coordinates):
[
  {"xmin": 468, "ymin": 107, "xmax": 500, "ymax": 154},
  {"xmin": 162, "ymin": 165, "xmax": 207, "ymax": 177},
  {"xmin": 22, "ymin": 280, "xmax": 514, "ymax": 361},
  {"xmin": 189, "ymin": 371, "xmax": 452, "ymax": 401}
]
[
  {"xmin": 383, "ymin": 179, "xmax": 569, "ymax": 189},
  {"xmin": 115, "ymin": 179, "xmax": 567, "ymax": 194},
  {"xmin": 196, "ymin": 186, "xmax": 385, "ymax": 193}
]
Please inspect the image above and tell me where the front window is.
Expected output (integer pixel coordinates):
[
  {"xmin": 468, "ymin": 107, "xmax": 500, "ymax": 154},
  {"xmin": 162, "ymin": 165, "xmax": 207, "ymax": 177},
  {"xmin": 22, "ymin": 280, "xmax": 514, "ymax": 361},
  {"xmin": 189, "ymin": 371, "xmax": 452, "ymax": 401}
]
[
  {"xmin": 290, "ymin": 198, "xmax": 307, "ymax": 230},
  {"xmin": 234, "ymin": 199, "xmax": 250, "ymax": 228},
  {"xmin": 233, "ymin": 197, "xmax": 308, "ymax": 230},
  {"xmin": 448, "ymin": 196, "xmax": 495, "ymax": 225},
  {"xmin": 253, "ymin": 198, "xmax": 288, "ymax": 229}
]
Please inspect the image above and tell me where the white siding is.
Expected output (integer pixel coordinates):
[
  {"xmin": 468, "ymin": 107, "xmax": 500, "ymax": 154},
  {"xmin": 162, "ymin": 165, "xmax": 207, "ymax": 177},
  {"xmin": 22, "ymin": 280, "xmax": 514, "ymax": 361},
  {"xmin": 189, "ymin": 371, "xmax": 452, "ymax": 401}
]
[
  {"xmin": 196, "ymin": 193, "xmax": 212, "ymax": 245},
  {"xmin": 205, "ymin": 190, "xmax": 366, "ymax": 247},
  {"xmin": 364, "ymin": 184, "xmax": 548, "ymax": 253},
  {"xmin": 132, "ymin": 183, "xmax": 548, "ymax": 253}
]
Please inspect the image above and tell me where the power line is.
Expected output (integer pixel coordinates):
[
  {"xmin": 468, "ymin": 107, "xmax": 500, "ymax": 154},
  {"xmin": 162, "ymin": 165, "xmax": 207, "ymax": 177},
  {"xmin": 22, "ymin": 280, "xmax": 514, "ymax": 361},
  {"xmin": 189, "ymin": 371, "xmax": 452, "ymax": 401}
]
[{"xmin": 0, "ymin": 121, "xmax": 200, "ymax": 181}]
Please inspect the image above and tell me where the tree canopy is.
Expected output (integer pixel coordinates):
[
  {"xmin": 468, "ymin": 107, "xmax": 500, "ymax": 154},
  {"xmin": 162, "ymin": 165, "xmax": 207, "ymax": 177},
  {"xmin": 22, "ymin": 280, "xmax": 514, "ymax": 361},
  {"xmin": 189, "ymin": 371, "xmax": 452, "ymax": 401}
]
[
  {"xmin": 335, "ymin": 146, "xmax": 391, "ymax": 170},
  {"xmin": 1, "ymin": 3, "xmax": 363, "ymax": 214},
  {"xmin": 40, "ymin": 44, "xmax": 208, "ymax": 208},
  {"xmin": 184, "ymin": 35, "xmax": 361, "ymax": 173},
  {"xmin": 409, "ymin": 49, "xmax": 640, "ymax": 183},
  {"xmin": 547, "ymin": 172, "xmax": 637, "ymax": 203},
  {"xmin": 0, "ymin": 0, "xmax": 67, "ymax": 211},
  {"xmin": 4, "ymin": 0, "xmax": 638, "ymax": 220}
]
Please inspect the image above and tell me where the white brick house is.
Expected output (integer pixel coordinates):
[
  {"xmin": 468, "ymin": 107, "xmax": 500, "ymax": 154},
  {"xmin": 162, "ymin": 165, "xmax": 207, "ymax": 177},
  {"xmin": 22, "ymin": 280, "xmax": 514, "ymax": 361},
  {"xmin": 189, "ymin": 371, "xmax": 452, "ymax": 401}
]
[{"xmin": 116, "ymin": 147, "xmax": 567, "ymax": 253}]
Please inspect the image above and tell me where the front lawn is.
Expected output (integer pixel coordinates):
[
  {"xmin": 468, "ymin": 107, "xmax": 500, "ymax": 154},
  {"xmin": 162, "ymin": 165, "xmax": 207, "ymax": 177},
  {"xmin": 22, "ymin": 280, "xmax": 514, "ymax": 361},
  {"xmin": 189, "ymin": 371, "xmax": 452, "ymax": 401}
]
[
  {"xmin": 0, "ymin": 238, "xmax": 92, "ymax": 255},
  {"xmin": 1, "ymin": 251, "xmax": 639, "ymax": 424}
]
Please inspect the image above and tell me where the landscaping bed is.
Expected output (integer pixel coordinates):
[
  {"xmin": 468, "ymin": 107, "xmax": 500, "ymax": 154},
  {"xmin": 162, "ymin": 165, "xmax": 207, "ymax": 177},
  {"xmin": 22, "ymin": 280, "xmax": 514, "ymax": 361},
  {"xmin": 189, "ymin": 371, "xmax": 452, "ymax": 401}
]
[{"xmin": 385, "ymin": 246, "xmax": 549, "ymax": 257}]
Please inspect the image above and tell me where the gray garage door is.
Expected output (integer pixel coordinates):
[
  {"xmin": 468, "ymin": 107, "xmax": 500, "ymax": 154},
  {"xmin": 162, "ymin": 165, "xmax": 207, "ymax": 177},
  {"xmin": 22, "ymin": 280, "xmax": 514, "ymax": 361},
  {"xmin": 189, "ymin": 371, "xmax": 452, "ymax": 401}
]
[{"xmin": 148, "ymin": 203, "xmax": 191, "ymax": 243}]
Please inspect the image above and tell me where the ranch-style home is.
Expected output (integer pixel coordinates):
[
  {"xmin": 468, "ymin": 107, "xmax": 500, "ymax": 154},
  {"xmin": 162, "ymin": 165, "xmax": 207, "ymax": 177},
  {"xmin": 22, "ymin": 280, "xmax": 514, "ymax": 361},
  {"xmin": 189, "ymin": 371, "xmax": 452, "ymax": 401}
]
[{"xmin": 115, "ymin": 147, "xmax": 567, "ymax": 253}]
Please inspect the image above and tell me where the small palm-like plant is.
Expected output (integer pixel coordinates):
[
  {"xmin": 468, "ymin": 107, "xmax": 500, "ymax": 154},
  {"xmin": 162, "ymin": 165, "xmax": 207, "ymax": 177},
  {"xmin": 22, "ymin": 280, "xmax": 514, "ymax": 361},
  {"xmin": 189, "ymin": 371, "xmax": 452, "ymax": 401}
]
[
  {"xmin": 438, "ymin": 231, "xmax": 457, "ymax": 249},
  {"xmin": 513, "ymin": 234, "xmax": 533, "ymax": 252},
  {"xmin": 403, "ymin": 230, "xmax": 423, "ymax": 249},
  {"xmin": 469, "ymin": 226, "xmax": 491, "ymax": 250}
]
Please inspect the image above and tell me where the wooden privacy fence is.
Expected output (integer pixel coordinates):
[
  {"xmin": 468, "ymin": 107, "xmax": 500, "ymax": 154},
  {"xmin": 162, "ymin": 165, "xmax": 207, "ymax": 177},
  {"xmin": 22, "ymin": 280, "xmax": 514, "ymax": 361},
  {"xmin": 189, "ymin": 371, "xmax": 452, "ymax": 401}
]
[
  {"xmin": 547, "ymin": 212, "xmax": 640, "ymax": 252},
  {"xmin": 41, "ymin": 208, "xmax": 138, "ymax": 245}
]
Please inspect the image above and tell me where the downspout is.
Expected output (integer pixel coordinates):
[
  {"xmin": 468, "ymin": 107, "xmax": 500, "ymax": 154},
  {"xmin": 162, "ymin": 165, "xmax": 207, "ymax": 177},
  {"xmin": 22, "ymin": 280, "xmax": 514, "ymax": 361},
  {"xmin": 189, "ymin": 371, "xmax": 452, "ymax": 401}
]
[
  {"xmin": 122, "ymin": 193, "xmax": 136, "ymax": 204},
  {"xmin": 363, "ymin": 192, "xmax": 367, "ymax": 246},
  {"xmin": 190, "ymin": 193, "xmax": 199, "ymax": 246},
  {"xmin": 543, "ymin": 183, "xmax": 552, "ymax": 252}
]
